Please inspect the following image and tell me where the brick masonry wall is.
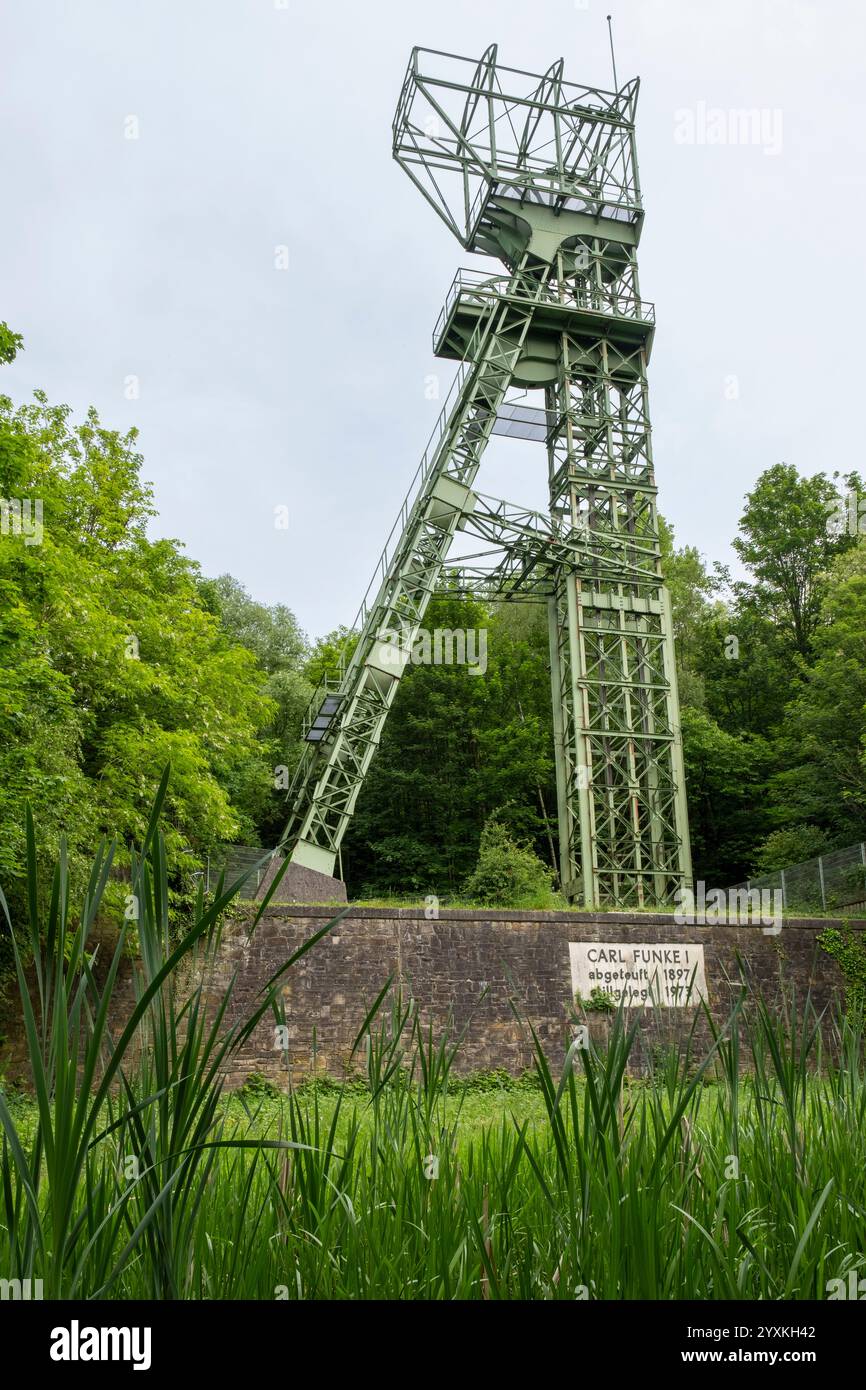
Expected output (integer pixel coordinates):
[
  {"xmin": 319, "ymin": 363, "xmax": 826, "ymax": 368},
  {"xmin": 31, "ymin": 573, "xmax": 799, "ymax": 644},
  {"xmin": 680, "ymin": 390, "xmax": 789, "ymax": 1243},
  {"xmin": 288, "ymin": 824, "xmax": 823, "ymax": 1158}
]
[{"xmin": 199, "ymin": 907, "xmax": 862, "ymax": 1086}]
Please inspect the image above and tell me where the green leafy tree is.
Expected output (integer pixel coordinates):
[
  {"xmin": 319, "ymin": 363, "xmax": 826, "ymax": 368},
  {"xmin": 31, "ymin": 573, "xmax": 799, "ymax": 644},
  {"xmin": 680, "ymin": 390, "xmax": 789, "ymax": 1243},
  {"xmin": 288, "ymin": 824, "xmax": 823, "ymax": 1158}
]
[
  {"xmin": 0, "ymin": 321, "xmax": 23, "ymax": 365},
  {"xmin": 681, "ymin": 708, "xmax": 772, "ymax": 886},
  {"xmin": 768, "ymin": 541, "xmax": 866, "ymax": 842},
  {"xmin": 659, "ymin": 516, "xmax": 719, "ymax": 710},
  {"xmin": 752, "ymin": 825, "xmax": 830, "ymax": 874},
  {"xmin": 697, "ymin": 596, "xmax": 791, "ymax": 738},
  {"xmin": 198, "ymin": 573, "xmax": 312, "ymax": 845},
  {"xmin": 343, "ymin": 591, "xmax": 556, "ymax": 896},
  {"xmin": 198, "ymin": 573, "xmax": 306, "ymax": 673},
  {"xmin": 732, "ymin": 463, "xmax": 860, "ymax": 659},
  {"xmin": 304, "ymin": 626, "xmax": 357, "ymax": 688},
  {"xmin": 0, "ymin": 360, "xmax": 275, "ymax": 923}
]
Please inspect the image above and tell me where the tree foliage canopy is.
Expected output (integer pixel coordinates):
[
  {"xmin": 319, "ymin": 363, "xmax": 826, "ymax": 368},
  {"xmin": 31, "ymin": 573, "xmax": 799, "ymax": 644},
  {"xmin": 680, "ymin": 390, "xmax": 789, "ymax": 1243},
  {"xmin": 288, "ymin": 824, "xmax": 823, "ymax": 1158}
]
[
  {"xmin": 2, "ymin": 322, "xmax": 863, "ymax": 920},
  {"xmin": 0, "ymin": 384, "xmax": 277, "ymax": 916}
]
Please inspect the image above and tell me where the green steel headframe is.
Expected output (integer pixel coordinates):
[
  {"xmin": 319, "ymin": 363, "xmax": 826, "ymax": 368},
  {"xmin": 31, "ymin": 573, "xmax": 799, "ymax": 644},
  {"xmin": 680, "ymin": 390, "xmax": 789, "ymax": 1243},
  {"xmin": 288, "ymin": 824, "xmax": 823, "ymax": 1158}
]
[{"xmin": 279, "ymin": 45, "xmax": 692, "ymax": 909}]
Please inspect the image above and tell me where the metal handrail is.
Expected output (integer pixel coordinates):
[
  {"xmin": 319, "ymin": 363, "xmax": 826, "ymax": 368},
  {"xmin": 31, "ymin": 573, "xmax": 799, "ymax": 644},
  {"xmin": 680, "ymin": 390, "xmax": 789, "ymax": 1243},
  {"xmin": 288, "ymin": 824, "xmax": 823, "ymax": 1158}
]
[
  {"xmin": 466, "ymin": 173, "xmax": 641, "ymax": 243},
  {"xmin": 434, "ymin": 267, "xmax": 654, "ymax": 345}
]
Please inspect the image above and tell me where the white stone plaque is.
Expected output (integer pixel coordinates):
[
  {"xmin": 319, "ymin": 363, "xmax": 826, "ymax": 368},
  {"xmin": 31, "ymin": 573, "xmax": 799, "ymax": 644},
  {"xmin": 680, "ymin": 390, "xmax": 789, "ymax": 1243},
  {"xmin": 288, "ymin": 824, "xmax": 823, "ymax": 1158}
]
[{"xmin": 569, "ymin": 942, "xmax": 708, "ymax": 1008}]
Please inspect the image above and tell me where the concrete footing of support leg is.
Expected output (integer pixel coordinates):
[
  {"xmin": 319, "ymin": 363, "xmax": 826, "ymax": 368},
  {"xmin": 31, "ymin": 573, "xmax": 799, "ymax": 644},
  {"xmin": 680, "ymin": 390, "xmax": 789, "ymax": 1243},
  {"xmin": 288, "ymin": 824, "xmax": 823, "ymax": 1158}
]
[{"xmin": 255, "ymin": 853, "xmax": 347, "ymax": 904}]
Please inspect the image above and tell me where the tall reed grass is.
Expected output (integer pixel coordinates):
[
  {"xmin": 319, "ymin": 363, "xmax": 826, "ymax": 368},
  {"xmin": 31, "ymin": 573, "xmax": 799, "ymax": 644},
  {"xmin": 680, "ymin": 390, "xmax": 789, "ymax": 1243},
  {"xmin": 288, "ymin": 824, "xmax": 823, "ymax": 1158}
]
[{"xmin": 1, "ymin": 779, "xmax": 864, "ymax": 1300}]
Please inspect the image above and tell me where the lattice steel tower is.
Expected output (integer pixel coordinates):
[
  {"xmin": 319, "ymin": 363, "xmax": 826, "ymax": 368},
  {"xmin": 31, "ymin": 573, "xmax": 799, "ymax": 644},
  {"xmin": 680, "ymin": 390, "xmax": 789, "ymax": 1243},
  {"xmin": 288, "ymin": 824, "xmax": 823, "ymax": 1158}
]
[{"xmin": 281, "ymin": 45, "xmax": 692, "ymax": 909}]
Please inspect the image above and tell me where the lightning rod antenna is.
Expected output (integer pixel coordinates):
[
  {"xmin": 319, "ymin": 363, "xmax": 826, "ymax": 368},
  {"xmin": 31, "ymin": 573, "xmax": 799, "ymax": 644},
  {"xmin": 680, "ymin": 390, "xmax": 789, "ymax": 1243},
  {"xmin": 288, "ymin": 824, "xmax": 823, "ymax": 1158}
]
[{"xmin": 607, "ymin": 14, "xmax": 619, "ymax": 92}]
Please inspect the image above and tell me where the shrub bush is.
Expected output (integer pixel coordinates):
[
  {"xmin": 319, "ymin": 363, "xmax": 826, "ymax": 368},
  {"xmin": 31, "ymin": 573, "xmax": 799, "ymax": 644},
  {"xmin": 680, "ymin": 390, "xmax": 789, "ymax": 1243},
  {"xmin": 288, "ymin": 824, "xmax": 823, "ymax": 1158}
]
[{"xmin": 463, "ymin": 814, "xmax": 558, "ymax": 908}]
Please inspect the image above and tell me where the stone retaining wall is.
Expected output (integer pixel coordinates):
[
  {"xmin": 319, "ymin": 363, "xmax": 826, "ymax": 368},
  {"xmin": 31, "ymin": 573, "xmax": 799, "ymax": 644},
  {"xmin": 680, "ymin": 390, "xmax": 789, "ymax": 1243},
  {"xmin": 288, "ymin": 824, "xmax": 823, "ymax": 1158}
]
[
  {"xmin": 200, "ymin": 907, "xmax": 859, "ymax": 1085},
  {"xmin": 1, "ymin": 907, "xmax": 859, "ymax": 1087}
]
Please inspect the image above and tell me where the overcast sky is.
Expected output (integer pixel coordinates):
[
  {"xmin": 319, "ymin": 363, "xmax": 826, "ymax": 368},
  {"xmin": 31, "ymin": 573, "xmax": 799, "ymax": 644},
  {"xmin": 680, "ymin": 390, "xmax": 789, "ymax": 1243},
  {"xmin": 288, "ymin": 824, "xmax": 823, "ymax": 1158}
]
[{"xmin": 2, "ymin": 0, "xmax": 864, "ymax": 639}]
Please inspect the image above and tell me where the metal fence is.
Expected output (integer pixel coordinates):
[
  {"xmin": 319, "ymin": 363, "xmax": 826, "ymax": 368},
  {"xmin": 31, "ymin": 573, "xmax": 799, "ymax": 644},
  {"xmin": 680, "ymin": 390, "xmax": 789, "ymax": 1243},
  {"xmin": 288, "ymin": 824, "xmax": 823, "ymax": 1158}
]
[
  {"xmin": 205, "ymin": 845, "xmax": 277, "ymax": 899},
  {"xmin": 730, "ymin": 841, "xmax": 866, "ymax": 913},
  {"xmin": 205, "ymin": 841, "xmax": 866, "ymax": 912}
]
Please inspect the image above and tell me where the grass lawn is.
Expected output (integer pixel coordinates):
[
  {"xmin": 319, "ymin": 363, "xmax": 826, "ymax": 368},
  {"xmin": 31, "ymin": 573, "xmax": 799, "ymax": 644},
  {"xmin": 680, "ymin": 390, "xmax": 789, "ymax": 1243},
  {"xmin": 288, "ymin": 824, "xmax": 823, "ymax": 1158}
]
[{"xmin": 6, "ymin": 1049, "xmax": 864, "ymax": 1301}]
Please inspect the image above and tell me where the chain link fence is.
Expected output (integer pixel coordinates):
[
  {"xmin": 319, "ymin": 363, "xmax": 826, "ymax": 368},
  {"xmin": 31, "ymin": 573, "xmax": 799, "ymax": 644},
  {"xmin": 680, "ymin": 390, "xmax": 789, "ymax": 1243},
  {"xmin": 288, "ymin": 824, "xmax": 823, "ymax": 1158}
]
[
  {"xmin": 205, "ymin": 842, "xmax": 866, "ymax": 912},
  {"xmin": 730, "ymin": 841, "xmax": 866, "ymax": 914},
  {"xmin": 205, "ymin": 845, "xmax": 278, "ymax": 899}
]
